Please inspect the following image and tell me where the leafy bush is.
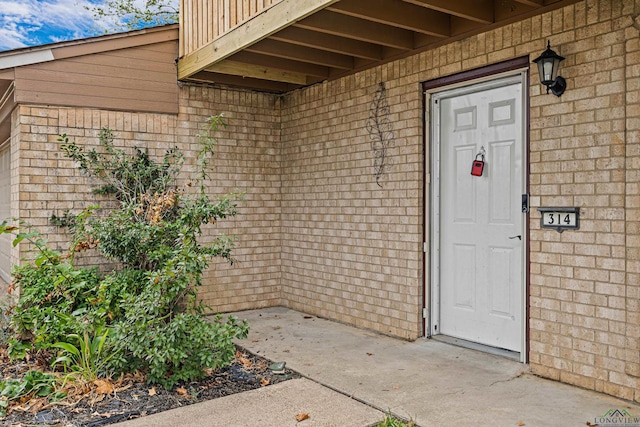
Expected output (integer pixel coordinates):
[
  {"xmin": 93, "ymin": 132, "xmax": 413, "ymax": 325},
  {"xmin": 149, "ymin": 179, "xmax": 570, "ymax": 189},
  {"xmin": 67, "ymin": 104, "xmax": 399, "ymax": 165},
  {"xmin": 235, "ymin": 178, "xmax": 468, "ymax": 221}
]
[
  {"xmin": 0, "ymin": 370, "xmax": 61, "ymax": 417},
  {"xmin": 7, "ymin": 227, "xmax": 102, "ymax": 350},
  {"xmin": 109, "ymin": 313, "xmax": 247, "ymax": 387},
  {"xmin": 2, "ymin": 115, "xmax": 248, "ymax": 388},
  {"xmin": 60, "ymin": 128, "xmax": 183, "ymax": 205},
  {"xmin": 52, "ymin": 327, "xmax": 111, "ymax": 381}
]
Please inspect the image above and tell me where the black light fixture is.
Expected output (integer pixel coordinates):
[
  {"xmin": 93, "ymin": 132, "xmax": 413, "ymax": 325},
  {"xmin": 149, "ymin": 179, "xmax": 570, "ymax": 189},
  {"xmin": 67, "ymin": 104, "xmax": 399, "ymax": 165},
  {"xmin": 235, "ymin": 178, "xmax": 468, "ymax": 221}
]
[{"xmin": 533, "ymin": 41, "xmax": 566, "ymax": 97}]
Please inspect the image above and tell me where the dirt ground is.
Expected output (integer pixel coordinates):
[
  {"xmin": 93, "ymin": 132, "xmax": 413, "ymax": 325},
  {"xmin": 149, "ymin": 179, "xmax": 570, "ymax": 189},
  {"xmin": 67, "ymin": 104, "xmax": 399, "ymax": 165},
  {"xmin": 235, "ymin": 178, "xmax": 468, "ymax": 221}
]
[{"xmin": 1, "ymin": 346, "xmax": 300, "ymax": 427}]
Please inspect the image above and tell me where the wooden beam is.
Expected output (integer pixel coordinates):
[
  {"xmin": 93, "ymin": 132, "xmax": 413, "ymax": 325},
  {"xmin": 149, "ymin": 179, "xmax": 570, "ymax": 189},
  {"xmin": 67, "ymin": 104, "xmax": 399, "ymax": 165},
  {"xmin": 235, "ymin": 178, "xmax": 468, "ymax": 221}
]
[
  {"xmin": 187, "ymin": 70, "xmax": 302, "ymax": 92},
  {"xmin": 205, "ymin": 60, "xmax": 308, "ymax": 84},
  {"xmin": 450, "ymin": 15, "xmax": 486, "ymax": 36},
  {"xmin": 401, "ymin": 0, "xmax": 494, "ymax": 24},
  {"xmin": 231, "ymin": 51, "xmax": 330, "ymax": 78},
  {"xmin": 414, "ymin": 33, "xmax": 444, "ymax": 49},
  {"xmin": 271, "ymin": 27, "xmax": 383, "ymax": 60},
  {"xmin": 328, "ymin": 0, "xmax": 450, "ymax": 37},
  {"xmin": 514, "ymin": 0, "xmax": 543, "ymax": 6},
  {"xmin": 494, "ymin": 0, "xmax": 536, "ymax": 21},
  {"xmin": 246, "ymin": 39, "xmax": 354, "ymax": 69},
  {"xmin": 295, "ymin": 10, "xmax": 415, "ymax": 50},
  {"xmin": 178, "ymin": 0, "xmax": 340, "ymax": 80}
]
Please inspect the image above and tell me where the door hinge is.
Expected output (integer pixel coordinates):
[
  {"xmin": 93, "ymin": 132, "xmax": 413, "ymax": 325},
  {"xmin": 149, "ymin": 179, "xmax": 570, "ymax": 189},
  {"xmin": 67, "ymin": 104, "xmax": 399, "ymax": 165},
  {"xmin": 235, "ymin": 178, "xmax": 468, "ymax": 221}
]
[
  {"xmin": 422, "ymin": 307, "xmax": 428, "ymax": 319},
  {"xmin": 423, "ymin": 242, "xmax": 429, "ymax": 253}
]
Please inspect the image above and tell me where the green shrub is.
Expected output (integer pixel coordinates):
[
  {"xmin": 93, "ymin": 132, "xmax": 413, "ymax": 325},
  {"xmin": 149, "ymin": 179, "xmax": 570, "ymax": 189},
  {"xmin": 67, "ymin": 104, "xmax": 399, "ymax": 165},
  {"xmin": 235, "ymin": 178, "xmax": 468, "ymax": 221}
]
[
  {"xmin": 0, "ymin": 370, "xmax": 61, "ymax": 417},
  {"xmin": 52, "ymin": 327, "xmax": 111, "ymax": 381},
  {"xmin": 60, "ymin": 127, "xmax": 183, "ymax": 206},
  {"xmin": 8, "ymin": 228, "xmax": 102, "ymax": 350},
  {"xmin": 2, "ymin": 115, "xmax": 249, "ymax": 388},
  {"xmin": 109, "ymin": 313, "xmax": 247, "ymax": 387}
]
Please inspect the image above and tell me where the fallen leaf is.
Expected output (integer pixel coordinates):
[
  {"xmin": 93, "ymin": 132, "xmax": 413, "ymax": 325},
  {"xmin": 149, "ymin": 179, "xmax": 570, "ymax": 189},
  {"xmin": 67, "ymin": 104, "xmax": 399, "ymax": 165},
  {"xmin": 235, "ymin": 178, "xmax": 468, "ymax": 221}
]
[
  {"xmin": 366, "ymin": 353, "xmax": 374, "ymax": 356},
  {"xmin": 28, "ymin": 398, "xmax": 45, "ymax": 414},
  {"xmin": 176, "ymin": 387, "xmax": 188, "ymax": 396},
  {"xmin": 94, "ymin": 379, "xmax": 114, "ymax": 394},
  {"xmin": 148, "ymin": 387, "xmax": 157, "ymax": 396},
  {"xmin": 236, "ymin": 350, "xmax": 253, "ymax": 365},
  {"xmin": 517, "ymin": 422, "xmax": 525, "ymax": 426},
  {"xmin": 260, "ymin": 377, "xmax": 271, "ymax": 387},
  {"xmin": 115, "ymin": 383, "xmax": 134, "ymax": 393},
  {"xmin": 89, "ymin": 394, "xmax": 106, "ymax": 405},
  {"xmin": 237, "ymin": 354, "xmax": 253, "ymax": 369},
  {"xmin": 295, "ymin": 413, "xmax": 310, "ymax": 422}
]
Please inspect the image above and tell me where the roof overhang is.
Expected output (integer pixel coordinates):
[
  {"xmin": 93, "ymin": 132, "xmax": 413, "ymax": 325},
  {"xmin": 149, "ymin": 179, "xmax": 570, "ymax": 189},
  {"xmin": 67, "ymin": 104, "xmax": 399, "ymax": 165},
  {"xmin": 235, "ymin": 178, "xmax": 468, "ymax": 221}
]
[
  {"xmin": 0, "ymin": 24, "xmax": 179, "ymax": 71},
  {"xmin": 0, "ymin": 25, "xmax": 180, "ymax": 141},
  {"xmin": 178, "ymin": 0, "xmax": 581, "ymax": 93}
]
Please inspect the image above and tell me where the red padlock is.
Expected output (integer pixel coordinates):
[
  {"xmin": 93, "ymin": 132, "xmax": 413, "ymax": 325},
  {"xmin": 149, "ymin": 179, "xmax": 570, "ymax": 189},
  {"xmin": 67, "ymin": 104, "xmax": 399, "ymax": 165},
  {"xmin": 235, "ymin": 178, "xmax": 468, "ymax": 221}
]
[{"xmin": 471, "ymin": 153, "xmax": 485, "ymax": 176}]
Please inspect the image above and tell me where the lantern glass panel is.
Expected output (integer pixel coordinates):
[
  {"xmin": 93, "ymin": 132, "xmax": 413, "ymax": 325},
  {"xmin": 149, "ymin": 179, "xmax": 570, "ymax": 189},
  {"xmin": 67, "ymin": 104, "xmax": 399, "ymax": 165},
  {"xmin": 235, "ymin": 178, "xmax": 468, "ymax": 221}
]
[{"xmin": 543, "ymin": 60, "xmax": 555, "ymax": 81}]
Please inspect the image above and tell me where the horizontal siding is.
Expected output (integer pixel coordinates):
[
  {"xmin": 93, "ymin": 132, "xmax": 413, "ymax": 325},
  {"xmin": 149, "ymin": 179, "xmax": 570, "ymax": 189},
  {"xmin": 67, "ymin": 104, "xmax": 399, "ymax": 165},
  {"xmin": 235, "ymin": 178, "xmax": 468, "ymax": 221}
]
[
  {"xmin": 180, "ymin": 0, "xmax": 282, "ymax": 56},
  {"xmin": 15, "ymin": 41, "xmax": 179, "ymax": 114}
]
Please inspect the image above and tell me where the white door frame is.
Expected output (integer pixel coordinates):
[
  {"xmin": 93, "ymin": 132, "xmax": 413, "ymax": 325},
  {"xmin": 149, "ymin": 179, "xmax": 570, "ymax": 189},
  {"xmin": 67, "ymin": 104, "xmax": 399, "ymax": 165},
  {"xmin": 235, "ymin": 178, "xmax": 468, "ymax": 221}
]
[{"xmin": 426, "ymin": 70, "xmax": 528, "ymax": 362}]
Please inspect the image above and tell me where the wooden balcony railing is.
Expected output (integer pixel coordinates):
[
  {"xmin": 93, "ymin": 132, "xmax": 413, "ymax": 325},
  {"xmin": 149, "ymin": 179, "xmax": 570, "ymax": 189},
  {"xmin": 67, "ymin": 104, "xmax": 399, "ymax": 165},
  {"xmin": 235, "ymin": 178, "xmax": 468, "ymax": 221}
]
[{"xmin": 179, "ymin": 0, "xmax": 283, "ymax": 57}]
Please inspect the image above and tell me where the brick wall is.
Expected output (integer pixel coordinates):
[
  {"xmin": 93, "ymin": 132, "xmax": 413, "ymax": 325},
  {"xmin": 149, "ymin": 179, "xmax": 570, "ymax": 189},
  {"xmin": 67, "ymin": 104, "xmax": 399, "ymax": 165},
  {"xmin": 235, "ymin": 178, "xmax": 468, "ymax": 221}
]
[
  {"xmin": 279, "ymin": 75, "xmax": 424, "ymax": 340},
  {"xmin": 527, "ymin": 0, "xmax": 639, "ymax": 401},
  {"xmin": 625, "ymin": 1, "xmax": 640, "ymax": 396},
  {"xmin": 276, "ymin": 0, "xmax": 640, "ymax": 401},
  {"xmin": 8, "ymin": 0, "xmax": 640, "ymax": 403},
  {"xmin": 176, "ymin": 85, "xmax": 283, "ymax": 312},
  {"xmin": 12, "ymin": 84, "xmax": 282, "ymax": 313}
]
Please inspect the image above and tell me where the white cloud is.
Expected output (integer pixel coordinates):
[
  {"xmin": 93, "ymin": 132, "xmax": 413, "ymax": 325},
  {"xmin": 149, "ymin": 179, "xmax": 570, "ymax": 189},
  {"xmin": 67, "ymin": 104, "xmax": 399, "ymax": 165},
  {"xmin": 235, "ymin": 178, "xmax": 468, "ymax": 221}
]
[
  {"xmin": 0, "ymin": 21, "xmax": 28, "ymax": 50},
  {"xmin": 0, "ymin": 0, "xmax": 177, "ymax": 52},
  {"xmin": 0, "ymin": 0, "xmax": 100, "ymax": 51}
]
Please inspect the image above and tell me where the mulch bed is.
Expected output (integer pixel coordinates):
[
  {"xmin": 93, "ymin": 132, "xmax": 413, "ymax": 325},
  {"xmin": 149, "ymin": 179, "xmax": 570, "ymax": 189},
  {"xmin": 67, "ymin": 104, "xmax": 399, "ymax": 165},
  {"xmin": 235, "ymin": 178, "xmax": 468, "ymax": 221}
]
[{"xmin": 1, "ymin": 346, "xmax": 300, "ymax": 427}]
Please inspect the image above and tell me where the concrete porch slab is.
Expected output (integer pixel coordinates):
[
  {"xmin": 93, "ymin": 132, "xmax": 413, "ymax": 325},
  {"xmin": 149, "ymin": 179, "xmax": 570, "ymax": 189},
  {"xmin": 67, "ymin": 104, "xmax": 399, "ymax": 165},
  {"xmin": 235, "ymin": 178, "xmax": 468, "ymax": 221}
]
[{"xmin": 234, "ymin": 307, "xmax": 640, "ymax": 426}]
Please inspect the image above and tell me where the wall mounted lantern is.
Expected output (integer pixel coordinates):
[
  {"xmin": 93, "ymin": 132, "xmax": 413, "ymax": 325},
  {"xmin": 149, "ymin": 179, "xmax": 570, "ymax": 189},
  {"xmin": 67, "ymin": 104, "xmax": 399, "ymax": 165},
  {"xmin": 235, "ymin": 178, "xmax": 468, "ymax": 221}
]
[{"xmin": 533, "ymin": 41, "xmax": 566, "ymax": 97}]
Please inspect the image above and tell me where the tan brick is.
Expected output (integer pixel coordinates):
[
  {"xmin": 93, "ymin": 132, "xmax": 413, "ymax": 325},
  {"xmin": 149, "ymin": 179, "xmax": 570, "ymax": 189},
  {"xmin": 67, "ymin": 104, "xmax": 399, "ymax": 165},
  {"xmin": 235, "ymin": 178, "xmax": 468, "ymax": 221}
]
[
  {"xmin": 7, "ymin": 0, "xmax": 640, "ymax": 406},
  {"xmin": 560, "ymin": 371, "xmax": 596, "ymax": 390}
]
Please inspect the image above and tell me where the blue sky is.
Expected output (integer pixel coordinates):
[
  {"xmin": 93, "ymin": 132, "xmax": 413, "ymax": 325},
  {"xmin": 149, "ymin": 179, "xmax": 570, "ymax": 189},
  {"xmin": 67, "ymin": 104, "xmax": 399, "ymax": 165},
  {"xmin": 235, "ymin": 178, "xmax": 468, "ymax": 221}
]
[{"xmin": 0, "ymin": 0, "xmax": 177, "ymax": 52}]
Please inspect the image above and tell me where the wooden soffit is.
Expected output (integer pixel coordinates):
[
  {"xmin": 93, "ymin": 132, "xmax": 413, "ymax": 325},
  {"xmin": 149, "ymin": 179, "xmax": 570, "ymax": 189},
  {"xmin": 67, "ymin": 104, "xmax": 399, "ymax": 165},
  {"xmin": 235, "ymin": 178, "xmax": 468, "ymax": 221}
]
[{"xmin": 178, "ymin": 0, "xmax": 582, "ymax": 93}]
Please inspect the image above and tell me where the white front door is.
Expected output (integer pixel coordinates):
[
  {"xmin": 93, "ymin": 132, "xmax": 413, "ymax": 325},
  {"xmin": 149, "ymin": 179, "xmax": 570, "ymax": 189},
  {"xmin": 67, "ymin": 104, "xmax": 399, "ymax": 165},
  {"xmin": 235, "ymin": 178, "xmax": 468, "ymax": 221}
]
[{"xmin": 431, "ymin": 75, "xmax": 525, "ymax": 353}]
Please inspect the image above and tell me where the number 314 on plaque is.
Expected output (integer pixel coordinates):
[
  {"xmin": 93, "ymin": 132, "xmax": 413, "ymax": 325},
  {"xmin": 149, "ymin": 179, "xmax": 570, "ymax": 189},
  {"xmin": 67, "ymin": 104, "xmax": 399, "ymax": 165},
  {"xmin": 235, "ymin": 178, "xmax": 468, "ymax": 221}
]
[{"xmin": 538, "ymin": 208, "xmax": 580, "ymax": 232}]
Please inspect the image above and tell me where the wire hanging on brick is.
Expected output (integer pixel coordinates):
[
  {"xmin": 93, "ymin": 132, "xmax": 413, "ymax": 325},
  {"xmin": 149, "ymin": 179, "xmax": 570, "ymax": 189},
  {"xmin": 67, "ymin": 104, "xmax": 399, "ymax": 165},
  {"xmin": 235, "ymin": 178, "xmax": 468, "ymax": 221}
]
[{"xmin": 366, "ymin": 82, "xmax": 395, "ymax": 187}]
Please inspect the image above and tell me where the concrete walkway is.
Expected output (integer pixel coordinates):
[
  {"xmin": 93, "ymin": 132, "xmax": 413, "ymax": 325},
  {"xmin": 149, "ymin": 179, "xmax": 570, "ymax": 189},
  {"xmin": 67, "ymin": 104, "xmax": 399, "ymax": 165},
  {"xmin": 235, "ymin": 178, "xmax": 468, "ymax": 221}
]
[{"xmin": 116, "ymin": 307, "xmax": 640, "ymax": 427}]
